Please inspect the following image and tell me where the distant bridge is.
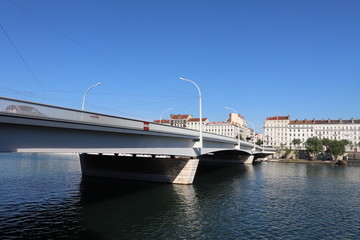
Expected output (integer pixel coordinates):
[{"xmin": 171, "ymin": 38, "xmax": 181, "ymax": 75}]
[{"xmin": 0, "ymin": 97, "xmax": 275, "ymax": 184}]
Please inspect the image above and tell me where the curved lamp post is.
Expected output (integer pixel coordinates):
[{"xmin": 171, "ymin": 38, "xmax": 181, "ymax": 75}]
[
  {"xmin": 179, "ymin": 77, "xmax": 203, "ymax": 151},
  {"xmin": 225, "ymin": 106, "xmax": 241, "ymax": 150},
  {"xmin": 160, "ymin": 107, "xmax": 173, "ymax": 124},
  {"xmin": 82, "ymin": 82, "xmax": 101, "ymax": 111}
]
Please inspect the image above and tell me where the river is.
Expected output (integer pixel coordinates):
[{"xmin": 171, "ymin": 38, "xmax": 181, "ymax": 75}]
[{"xmin": 1, "ymin": 153, "xmax": 360, "ymax": 239}]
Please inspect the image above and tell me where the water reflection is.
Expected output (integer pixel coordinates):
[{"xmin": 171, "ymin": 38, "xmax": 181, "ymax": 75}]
[
  {"xmin": 171, "ymin": 184, "xmax": 204, "ymax": 237},
  {"xmin": 0, "ymin": 153, "xmax": 82, "ymax": 239},
  {"xmin": 2, "ymin": 154, "xmax": 360, "ymax": 239}
]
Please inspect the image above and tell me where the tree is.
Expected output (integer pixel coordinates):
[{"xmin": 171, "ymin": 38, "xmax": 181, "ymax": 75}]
[
  {"xmin": 256, "ymin": 139, "xmax": 263, "ymax": 146},
  {"xmin": 305, "ymin": 137, "xmax": 323, "ymax": 159},
  {"xmin": 323, "ymin": 139, "xmax": 349, "ymax": 160},
  {"xmin": 322, "ymin": 138, "xmax": 331, "ymax": 151},
  {"xmin": 292, "ymin": 138, "xmax": 301, "ymax": 158},
  {"xmin": 292, "ymin": 139, "xmax": 301, "ymax": 149},
  {"xmin": 235, "ymin": 134, "xmax": 244, "ymax": 140}
]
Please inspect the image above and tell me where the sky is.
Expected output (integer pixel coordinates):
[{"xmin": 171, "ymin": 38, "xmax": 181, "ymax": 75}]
[{"xmin": 0, "ymin": 0, "xmax": 359, "ymax": 132}]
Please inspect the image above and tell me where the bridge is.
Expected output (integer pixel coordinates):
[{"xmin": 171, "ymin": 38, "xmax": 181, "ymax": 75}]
[{"xmin": 0, "ymin": 96, "xmax": 275, "ymax": 184}]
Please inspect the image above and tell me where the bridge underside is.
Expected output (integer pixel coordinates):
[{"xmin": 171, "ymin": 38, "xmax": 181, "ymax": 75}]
[
  {"xmin": 80, "ymin": 154, "xmax": 200, "ymax": 184},
  {"xmin": 200, "ymin": 150, "xmax": 254, "ymax": 164},
  {"xmin": 79, "ymin": 150, "xmax": 261, "ymax": 184}
]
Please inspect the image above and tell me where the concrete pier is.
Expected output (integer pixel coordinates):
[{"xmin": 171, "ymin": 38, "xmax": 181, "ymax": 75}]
[{"xmin": 80, "ymin": 154, "xmax": 199, "ymax": 184}]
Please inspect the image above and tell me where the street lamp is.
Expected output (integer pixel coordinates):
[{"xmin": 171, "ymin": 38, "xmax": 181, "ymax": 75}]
[
  {"xmin": 247, "ymin": 121, "xmax": 256, "ymax": 152},
  {"xmin": 225, "ymin": 106, "xmax": 241, "ymax": 150},
  {"xmin": 179, "ymin": 77, "xmax": 203, "ymax": 151},
  {"xmin": 82, "ymin": 82, "xmax": 101, "ymax": 111},
  {"xmin": 160, "ymin": 107, "xmax": 173, "ymax": 124}
]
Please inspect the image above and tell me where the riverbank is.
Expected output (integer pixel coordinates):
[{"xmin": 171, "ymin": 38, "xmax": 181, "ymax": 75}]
[{"xmin": 268, "ymin": 159, "xmax": 337, "ymax": 164}]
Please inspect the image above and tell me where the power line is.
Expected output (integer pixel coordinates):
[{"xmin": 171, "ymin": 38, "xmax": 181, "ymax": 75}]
[
  {"xmin": 0, "ymin": 23, "xmax": 44, "ymax": 90},
  {"xmin": 7, "ymin": 0, "xmax": 183, "ymax": 93}
]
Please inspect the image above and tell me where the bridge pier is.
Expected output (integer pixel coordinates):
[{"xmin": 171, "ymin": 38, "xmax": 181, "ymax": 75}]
[
  {"xmin": 244, "ymin": 155, "xmax": 254, "ymax": 164},
  {"xmin": 79, "ymin": 154, "xmax": 199, "ymax": 184}
]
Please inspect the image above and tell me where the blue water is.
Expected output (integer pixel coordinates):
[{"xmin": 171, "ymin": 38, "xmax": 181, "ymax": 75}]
[{"xmin": 1, "ymin": 153, "xmax": 360, "ymax": 239}]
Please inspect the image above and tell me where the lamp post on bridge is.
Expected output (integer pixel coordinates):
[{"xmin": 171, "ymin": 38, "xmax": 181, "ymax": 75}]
[
  {"xmin": 225, "ymin": 106, "xmax": 241, "ymax": 150},
  {"xmin": 160, "ymin": 107, "xmax": 173, "ymax": 124},
  {"xmin": 82, "ymin": 82, "xmax": 101, "ymax": 111},
  {"xmin": 247, "ymin": 121, "xmax": 257, "ymax": 153},
  {"xmin": 179, "ymin": 77, "xmax": 203, "ymax": 152}
]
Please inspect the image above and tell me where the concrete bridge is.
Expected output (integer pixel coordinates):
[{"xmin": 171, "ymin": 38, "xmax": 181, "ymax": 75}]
[{"xmin": 0, "ymin": 97, "xmax": 275, "ymax": 184}]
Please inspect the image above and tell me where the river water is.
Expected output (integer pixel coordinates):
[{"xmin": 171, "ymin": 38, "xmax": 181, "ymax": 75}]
[{"xmin": 1, "ymin": 153, "xmax": 360, "ymax": 239}]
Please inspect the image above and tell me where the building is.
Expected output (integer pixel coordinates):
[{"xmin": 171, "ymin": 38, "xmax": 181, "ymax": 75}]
[
  {"xmin": 264, "ymin": 115, "xmax": 360, "ymax": 151},
  {"xmin": 204, "ymin": 121, "xmax": 239, "ymax": 138},
  {"xmin": 186, "ymin": 117, "xmax": 210, "ymax": 131},
  {"xmin": 263, "ymin": 116, "xmax": 290, "ymax": 147},
  {"xmin": 154, "ymin": 113, "xmax": 256, "ymax": 141},
  {"xmin": 169, "ymin": 114, "xmax": 192, "ymax": 127}
]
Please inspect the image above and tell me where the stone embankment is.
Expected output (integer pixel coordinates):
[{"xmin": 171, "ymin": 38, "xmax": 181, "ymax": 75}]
[{"xmin": 269, "ymin": 159, "xmax": 336, "ymax": 164}]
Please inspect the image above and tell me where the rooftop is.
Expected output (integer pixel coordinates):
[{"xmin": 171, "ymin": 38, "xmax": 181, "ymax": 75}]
[
  {"xmin": 170, "ymin": 114, "xmax": 191, "ymax": 120},
  {"xmin": 266, "ymin": 115, "xmax": 290, "ymax": 121},
  {"xmin": 188, "ymin": 118, "xmax": 208, "ymax": 122},
  {"xmin": 289, "ymin": 118, "xmax": 360, "ymax": 124}
]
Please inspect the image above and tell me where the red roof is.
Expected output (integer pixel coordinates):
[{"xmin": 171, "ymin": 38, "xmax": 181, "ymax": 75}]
[
  {"xmin": 290, "ymin": 119, "xmax": 360, "ymax": 124},
  {"xmin": 188, "ymin": 118, "xmax": 208, "ymax": 122},
  {"xmin": 154, "ymin": 120, "xmax": 170, "ymax": 123},
  {"xmin": 266, "ymin": 115, "xmax": 290, "ymax": 120},
  {"xmin": 170, "ymin": 114, "xmax": 191, "ymax": 120}
]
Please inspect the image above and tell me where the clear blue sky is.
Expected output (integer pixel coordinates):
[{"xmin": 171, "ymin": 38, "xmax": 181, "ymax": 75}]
[{"xmin": 1, "ymin": 0, "xmax": 359, "ymax": 132}]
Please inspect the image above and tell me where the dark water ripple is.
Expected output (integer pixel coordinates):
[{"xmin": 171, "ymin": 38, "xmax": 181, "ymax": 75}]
[{"xmin": 1, "ymin": 154, "xmax": 360, "ymax": 239}]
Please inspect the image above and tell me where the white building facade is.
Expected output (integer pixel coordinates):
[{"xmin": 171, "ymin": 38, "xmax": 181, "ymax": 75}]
[
  {"xmin": 264, "ymin": 116, "xmax": 360, "ymax": 151},
  {"xmin": 263, "ymin": 116, "xmax": 290, "ymax": 147},
  {"xmin": 204, "ymin": 121, "xmax": 239, "ymax": 138},
  {"xmin": 155, "ymin": 113, "xmax": 255, "ymax": 141}
]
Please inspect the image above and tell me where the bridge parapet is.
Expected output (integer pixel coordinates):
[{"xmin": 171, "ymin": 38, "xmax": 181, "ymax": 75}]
[
  {"xmin": 0, "ymin": 96, "xmax": 275, "ymax": 157},
  {"xmin": 0, "ymin": 97, "xmax": 238, "ymax": 144}
]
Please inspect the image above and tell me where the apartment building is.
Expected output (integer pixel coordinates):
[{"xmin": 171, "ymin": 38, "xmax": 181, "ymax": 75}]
[
  {"xmin": 263, "ymin": 116, "xmax": 290, "ymax": 147},
  {"xmin": 204, "ymin": 121, "xmax": 239, "ymax": 138},
  {"xmin": 264, "ymin": 116, "xmax": 360, "ymax": 151},
  {"xmin": 154, "ymin": 113, "xmax": 255, "ymax": 140}
]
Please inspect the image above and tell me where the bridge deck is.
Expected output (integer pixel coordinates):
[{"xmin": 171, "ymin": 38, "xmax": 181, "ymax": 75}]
[{"xmin": 0, "ymin": 97, "xmax": 275, "ymax": 157}]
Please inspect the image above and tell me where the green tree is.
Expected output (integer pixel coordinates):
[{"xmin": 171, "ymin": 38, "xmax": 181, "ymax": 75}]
[
  {"xmin": 322, "ymin": 138, "xmax": 331, "ymax": 151},
  {"xmin": 256, "ymin": 139, "xmax": 263, "ymax": 146},
  {"xmin": 323, "ymin": 139, "xmax": 349, "ymax": 160},
  {"xmin": 292, "ymin": 139, "xmax": 301, "ymax": 148},
  {"xmin": 292, "ymin": 138, "xmax": 301, "ymax": 158},
  {"xmin": 235, "ymin": 134, "xmax": 244, "ymax": 140},
  {"xmin": 305, "ymin": 137, "xmax": 323, "ymax": 158}
]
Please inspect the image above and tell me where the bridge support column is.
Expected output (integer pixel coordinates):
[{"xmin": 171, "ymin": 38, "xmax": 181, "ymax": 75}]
[
  {"xmin": 244, "ymin": 155, "xmax": 254, "ymax": 164},
  {"xmin": 79, "ymin": 154, "xmax": 199, "ymax": 184}
]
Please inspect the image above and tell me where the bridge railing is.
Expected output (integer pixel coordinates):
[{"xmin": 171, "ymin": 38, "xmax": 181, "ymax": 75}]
[
  {"xmin": 0, "ymin": 97, "xmax": 237, "ymax": 142},
  {"xmin": 0, "ymin": 96, "xmax": 148, "ymax": 130},
  {"xmin": 0, "ymin": 96, "xmax": 276, "ymax": 153}
]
